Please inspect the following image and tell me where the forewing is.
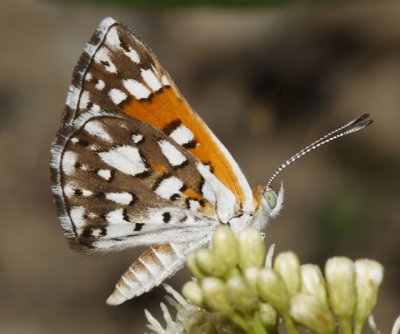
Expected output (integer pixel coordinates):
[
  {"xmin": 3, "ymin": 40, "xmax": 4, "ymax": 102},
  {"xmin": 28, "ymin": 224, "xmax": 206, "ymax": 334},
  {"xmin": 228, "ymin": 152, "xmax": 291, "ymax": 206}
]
[
  {"xmin": 62, "ymin": 17, "xmax": 255, "ymax": 216},
  {"xmin": 51, "ymin": 113, "xmax": 219, "ymax": 252}
]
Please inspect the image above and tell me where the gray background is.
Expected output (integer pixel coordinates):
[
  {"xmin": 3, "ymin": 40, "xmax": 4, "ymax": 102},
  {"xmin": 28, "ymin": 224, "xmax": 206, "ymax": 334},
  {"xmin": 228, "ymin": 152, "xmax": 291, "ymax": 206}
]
[{"xmin": 1, "ymin": 0, "xmax": 399, "ymax": 332}]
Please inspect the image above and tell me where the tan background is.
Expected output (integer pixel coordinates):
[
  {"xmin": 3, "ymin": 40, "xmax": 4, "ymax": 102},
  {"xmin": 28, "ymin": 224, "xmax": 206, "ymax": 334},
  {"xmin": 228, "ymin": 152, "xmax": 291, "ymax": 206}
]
[{"xmin": 1, "ymin": 0, "xmax": 399, "ymax": 332}]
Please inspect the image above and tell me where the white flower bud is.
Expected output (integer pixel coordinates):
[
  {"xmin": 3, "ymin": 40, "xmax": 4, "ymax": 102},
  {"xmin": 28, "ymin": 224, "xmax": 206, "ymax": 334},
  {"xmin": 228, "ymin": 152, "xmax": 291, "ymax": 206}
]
[
  {"xmin": 238, "ymin": 228, "xmax": 266, "ymax": 270},
  {"xmin": 244, "ymin": 267, "xmax": 260, "ymax": 291},
  {"xmin": 257, "ymin": 268, "xmax": 290, "ymax": 313},
  {"xmin": 290, "ymin": 293, "xmax": 336, "ymax": 334},
  {"xmin": 325, "ymin": 257, "xmax": 356, "ymax": 319},
  {"xmin": 226, "ymin": 275, "xmax": 258, "ymax": 313},
  {"xmin": 301, "ymin": 264, "xmax": 329, "ymax": 309},
  {"xmin": 201, "ymin": 277, "xmax": 234, "ymax": 316},
  {"xmin": 212, "ymin": 226, "xmax": 239, "ymax": 270},
  {"xmin": 274, "ymin": 251, "xmax": 301, "ymax": 296},
  {"xmin": 182, "ymin": 281, "xmax": 204, "ymax": 307},
  {"xmin": 195, "ymin": 248, "xmax": 228, "ymax": 278},
  {"xmin": 354, "ymin": 259, "xmax": 384, "ymax": 323},
  {"xmin": 259, "ymin": 302, "xmax": 279, "ymax": 332}
]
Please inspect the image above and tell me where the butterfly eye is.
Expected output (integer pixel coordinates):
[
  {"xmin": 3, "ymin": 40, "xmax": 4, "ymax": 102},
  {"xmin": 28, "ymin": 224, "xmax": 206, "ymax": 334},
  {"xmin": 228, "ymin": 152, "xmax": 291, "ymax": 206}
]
[{"xmin": 263, "ymin": 190, "xmax": 277, "ymax": 210}]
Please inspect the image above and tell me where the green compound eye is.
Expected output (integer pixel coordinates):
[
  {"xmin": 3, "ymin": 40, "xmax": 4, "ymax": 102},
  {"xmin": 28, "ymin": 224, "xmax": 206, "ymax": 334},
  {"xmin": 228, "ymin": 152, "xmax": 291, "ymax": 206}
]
[{"xmin": 263, "ymin": 190, "xmax": 277, "ymax": 210}]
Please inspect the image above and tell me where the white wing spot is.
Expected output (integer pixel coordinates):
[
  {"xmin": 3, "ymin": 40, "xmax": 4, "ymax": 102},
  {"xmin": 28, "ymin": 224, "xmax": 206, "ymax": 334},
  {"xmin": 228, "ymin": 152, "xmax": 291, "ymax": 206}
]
[
  {"xmin": 161, "ymin": 75, "xmax": 170, "ymax": 86},
  {"xmin": 79, "ymin": 91, "xmax": 90, "ymax": 109},
  {"xmin": 155, "ymin": 176, "xmax": 183, "ymax": 200},
  {"xmin": 126, "ymin": 49, "xmax": 140, "ymax": 63},
  {"xmin": 90, "ymin": 104, "xmax": 100, "ymax": 113},
  {"xmin": 86, "ymin": 73, "xmax": 93, "ymax": 81},
  {"xmin": 94, "ymin": 47, "xmax": 117, "ymax": 73},
  {"xmin": 64, "ymin": 184, "xmax": 75, "ymax": 197},
  {"xmin": 71, "ymin": 137, "xmax": 79, "ymax": 144},
  {"xmin": 97, "ymin": 169, "xmax": 112, "ymax": 180},
  {"xmin": 92, "ymin": 228, "xmax": 104, "ymax": 238},
  {"xmin": 132, "ymin": 133, "xmax": 143, "ymax": 144},
  {"xmin": 106, "ymin": 208, "xmax": 128, "ymax": 224},
  {"xmin": 96, "ymin": 80, "xmax": 105, "ymax": 90},
  {"xmin": 158, "ymin": 140, "xmax": 187, "ymax": 167},
  {"xmin": 123, "ymin": 79, "xmax": 151, "ymax": 100},
  {"xmin": 99, "ymin": 145, "xmax": 148, "ymax": 176},
  {"xmin": 201, "ymin": 180, "xmax": 216, "ymax": 205},
  {"xmin": 109, "ymin": 88, "xmax": 128, "ymax": 105},
  {"xmin": 62, "ymin": 151, "xmax": 77, "ymax": 175},
  {"xmin": 170, "ymin": 125, "xmax": 195, "ymax": 146},
  {"xmin": 197, "ymin": 162, "xmax": 237, "ymax": 223},
  {"xmin": 105, "ymin": 192, "xmax": 133, "ymax": 205},
  {"xmin": 70, "ymin": 206, "xmax": 86, "ymax": 228},
  {"xmin": 105, "ymin": 26, "xmax": 120, "ymax": 48},
  {"xmin": 82, "ymin": 189, "xmax": 93, "ymax": 196},
  {"xmin": 188, "ymin": 199, "xmax": 201, "ymax": 211},
  {"xmin": 84, "ymin": 120, "xmax": 113, "ymax": 142},
  {"xmin": 141, "ymin": 68, "xmax": 162, "ymax": 92}
]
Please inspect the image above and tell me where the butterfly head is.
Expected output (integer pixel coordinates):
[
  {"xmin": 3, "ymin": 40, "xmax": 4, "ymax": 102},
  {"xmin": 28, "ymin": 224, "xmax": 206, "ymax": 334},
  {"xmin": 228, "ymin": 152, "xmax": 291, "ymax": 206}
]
[{"xmin": 258, "ymin": 183, "xmax": 285, "ymax": 219}]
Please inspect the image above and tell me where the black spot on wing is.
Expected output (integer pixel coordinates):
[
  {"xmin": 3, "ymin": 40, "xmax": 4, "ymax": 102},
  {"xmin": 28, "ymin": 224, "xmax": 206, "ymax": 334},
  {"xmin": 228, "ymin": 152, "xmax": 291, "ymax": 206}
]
[
  {"xmin": 123, "ymin": 209, "xmax": 129, "ymax": 222},
  {"xmin": 72, "ymin": 189, "xmax": 82, "ymax": 196},
  {"xmin": 170, "ymin": 194, "xmax": 180, "ymax": 201},
  {"xmin": 162, "ymin": 212, "xmax": 171, "ymax": 223},
  {"xmin": 134, "ymin": 223, "xmax": 144, "ymax": 231},
  {"xmin": 162, "ymin": 119, "xmax": 181, "ymax": 135},
  {"xmin": 135, "ymin": 170, "xmax": 151, "ymax": 179},
  {"xmin": 182, "ymin": 139, "xmax": 197, "ymax": 149},
  {"xmin": 100, "ymin": 227, "xmax": 107, "ymax": 237},
  {"xmin": 173, "ymin": 159, "xmax": 188, "ymax": 170},
  {"xmin": 129, "ymin": 192, "xmax": 138, "ymax": 205}
]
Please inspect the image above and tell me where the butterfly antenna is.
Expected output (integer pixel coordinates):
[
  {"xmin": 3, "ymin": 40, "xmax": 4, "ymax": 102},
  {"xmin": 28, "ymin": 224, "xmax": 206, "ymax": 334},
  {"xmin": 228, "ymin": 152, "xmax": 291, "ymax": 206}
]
[{"xmin": 265, "ymin": 113, "xmax": 373, "ymax": 190}]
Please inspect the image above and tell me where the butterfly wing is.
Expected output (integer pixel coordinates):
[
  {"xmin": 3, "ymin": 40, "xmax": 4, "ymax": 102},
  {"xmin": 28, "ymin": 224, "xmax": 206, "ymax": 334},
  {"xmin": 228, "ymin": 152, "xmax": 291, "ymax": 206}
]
[
  {"xmin": 51, "ymin": 111, "xmax": 220, "ymax": 252},
  {"xmin": 51, "ymin": 17, "xmax": 257, "ymax": 304},
  {"xmin": 61, "ymin": 17, "xmax": 255, "ymax": 218}
]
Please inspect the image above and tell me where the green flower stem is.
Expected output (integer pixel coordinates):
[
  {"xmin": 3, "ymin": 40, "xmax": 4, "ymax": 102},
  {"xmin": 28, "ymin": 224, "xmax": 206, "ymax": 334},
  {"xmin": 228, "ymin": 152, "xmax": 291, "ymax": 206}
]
[
  {"xmin": 229, "ymin": 313, "xmax": 269, "ymax": 334},
  {"xmin": 229, "ymin": 313, "xmax": 251, "ymax": 333},
  {"xmin": 340, "ymin": 318, "xmax": 352, "ymax": 334},
  {"xmin": 353, "ymin": 319, "xmax": 364, "ymax": 334},
  {"xmin": 248, "ymin": 314, "xmax": 269, "ymax": 334},
  {"xmin": 282, "ymin": 313, "xmax": 299, "ymax": 334}
]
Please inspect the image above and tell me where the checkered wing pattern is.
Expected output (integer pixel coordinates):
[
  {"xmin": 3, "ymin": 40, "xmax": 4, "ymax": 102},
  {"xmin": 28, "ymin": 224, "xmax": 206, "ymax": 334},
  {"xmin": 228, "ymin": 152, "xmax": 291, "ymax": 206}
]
[{"xmin": 50, "ymin": 17, "xmax": 257, "ymax": 305}]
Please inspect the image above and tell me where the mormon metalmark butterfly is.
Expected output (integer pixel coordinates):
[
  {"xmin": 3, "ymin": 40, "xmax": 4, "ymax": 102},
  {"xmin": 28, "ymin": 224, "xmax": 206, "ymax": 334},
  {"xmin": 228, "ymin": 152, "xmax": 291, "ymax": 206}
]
[{"xmin": 50, "ymin": 17, "xmax": 372, "ymax": 306}]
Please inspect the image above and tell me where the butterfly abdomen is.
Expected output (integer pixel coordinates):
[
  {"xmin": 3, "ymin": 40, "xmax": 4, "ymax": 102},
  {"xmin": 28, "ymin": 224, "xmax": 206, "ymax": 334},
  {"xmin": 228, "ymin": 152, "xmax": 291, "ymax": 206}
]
[{"xmin": 106, "ymin": 243, "xmax": 186, "ymax": 305}]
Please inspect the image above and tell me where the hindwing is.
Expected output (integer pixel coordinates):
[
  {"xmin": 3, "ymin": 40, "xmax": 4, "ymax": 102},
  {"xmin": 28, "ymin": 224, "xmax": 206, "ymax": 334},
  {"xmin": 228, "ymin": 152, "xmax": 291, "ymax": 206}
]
[{"xmin": 51, "ymin": 111, "xmax": 225, "ymax": 252}]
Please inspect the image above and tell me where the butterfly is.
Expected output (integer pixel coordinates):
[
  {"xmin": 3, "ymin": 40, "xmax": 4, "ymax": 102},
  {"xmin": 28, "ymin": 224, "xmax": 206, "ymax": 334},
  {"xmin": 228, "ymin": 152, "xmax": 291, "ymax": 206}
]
[{"xmin": 50, "ymin": 17, "xmax": 372, "ymax": 306}]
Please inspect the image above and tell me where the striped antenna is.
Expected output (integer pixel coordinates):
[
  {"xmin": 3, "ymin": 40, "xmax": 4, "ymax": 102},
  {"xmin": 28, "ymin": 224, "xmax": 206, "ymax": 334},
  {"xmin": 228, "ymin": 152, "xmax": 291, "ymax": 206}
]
[{"xmin": 265, "ymin": 113, "xmax": 373, "ymax": 190}]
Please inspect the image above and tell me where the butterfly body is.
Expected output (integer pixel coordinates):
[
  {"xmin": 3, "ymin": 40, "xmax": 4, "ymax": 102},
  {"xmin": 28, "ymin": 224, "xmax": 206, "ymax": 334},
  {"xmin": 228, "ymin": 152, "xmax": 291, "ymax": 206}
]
[{"xmin": 51, "ymin": 17, "xmax": 281, "ymax": 305}]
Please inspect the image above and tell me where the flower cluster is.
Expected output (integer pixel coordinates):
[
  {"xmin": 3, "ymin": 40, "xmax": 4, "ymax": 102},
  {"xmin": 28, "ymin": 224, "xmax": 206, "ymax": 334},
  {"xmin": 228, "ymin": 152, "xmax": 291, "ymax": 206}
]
[{"xmin": 180, "ymin": 226, "xmax": 384, "ymax": 334}]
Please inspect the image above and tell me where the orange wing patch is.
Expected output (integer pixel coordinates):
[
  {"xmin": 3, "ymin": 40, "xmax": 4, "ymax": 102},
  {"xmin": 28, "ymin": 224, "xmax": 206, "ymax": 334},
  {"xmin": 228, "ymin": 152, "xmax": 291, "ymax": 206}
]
[{"xmin": 121, "ymin": 85, "xmax": 247, "ymax": 207}]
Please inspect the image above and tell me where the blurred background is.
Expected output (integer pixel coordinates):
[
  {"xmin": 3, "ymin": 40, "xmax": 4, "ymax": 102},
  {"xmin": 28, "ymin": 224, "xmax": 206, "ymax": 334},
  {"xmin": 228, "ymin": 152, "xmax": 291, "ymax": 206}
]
[{"xmin": 1, "ymin": 0, "xmax": 399, "ymax": 333}]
